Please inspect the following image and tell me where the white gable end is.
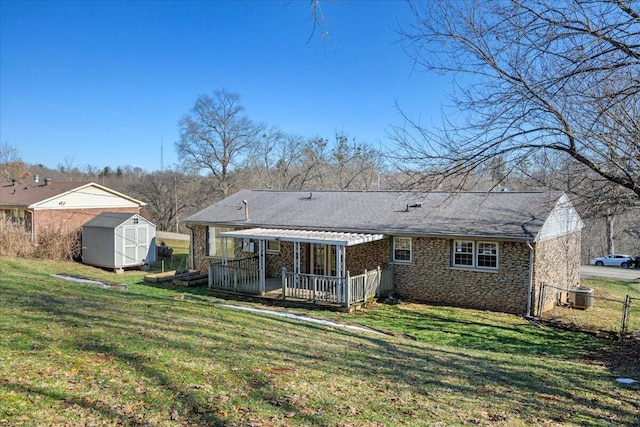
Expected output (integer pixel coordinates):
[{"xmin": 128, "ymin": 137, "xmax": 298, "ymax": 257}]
[
  {"xmin": 535, "ymin": 194, "xmax": 584, "ymax": 242},
  {"xmin": 33, "ymin": 185, "xmax": 140, "ymax": 210}
]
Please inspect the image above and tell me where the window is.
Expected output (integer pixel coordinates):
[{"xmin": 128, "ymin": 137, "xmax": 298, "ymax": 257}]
[
  {"xmin": 266, "ymin": 240, "xmax": 280, "ymax": 253},
  {"xmin": 393, "ymin": 237, "xmax": 412, "ymax": 263},
  {"xmin": 207, "ymin": 227, "xmax": 235, "ymax": 258},
  {"xmin": 453, "ymin": 241, "xmax": 474, "ymax": 267},
  {"xmin": 453, "ymin": 240, "xmax": 498, "ymax": 270},
  {"xmin": 477, "ymin": 242, "xmax": 498, "ymax": 268},
  {"xmin": 10, "ymin": 209, "xmax": 25, "ymax": 225}
]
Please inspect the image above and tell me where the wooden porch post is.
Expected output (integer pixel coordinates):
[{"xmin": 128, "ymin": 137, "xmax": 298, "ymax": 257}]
[
  {"xmin": 345, "ymin": 271, "xmax": 351, "ymax": 308},
  {"xmin": 293, "ymin": 242, "xmax": 301, "ymax": 274},
  {"xmin": 282, "ymin": 267, "xmax": 287, "ymax": 300},
  {"xmin": 221, "ymin": 237, "xmax": 228, "ymax": 266},
  {"xmin": 258, "ymin": 239, "xmax": 266, "ymax": 295},
  {"xmin": 364, "ymin": 268, "xmax": 368, "ymax": 301},
  {"xmin": 208, "ymin": 260, "xmax": 213, "ymax": 289}
]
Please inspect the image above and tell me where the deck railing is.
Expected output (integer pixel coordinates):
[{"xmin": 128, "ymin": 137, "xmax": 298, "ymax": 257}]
[
  {"xmin": 208, "ymin": 259, "xmax": 394, "ymax": 308},
  {"xmin": 282, "ymin": 265, "xmax": 394, "ymax": 307},
  {"xmin": 209, "ymin": 257, "xmax": 260, "ymax": 294}
]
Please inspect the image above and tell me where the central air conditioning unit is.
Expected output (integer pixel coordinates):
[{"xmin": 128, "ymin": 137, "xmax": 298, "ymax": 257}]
[{"xmin": 568, "ymin": 286, "xmax": 594, "ymax": 309}]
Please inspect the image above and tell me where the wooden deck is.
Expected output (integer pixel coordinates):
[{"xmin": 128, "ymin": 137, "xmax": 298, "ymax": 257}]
[
  {"xmin": 207, "ymin": 278, "xmax": 357, "ymax": 312},
  {"xmin": 207, "ymin": 262, "xmax": 394, "ymax": 312}
]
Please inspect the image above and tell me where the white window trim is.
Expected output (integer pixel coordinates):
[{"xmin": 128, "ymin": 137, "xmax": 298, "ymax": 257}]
[
  {"xmin": 393, "ymin": 237, "xmax": 412, "ymax": 264},
  {"xmin": 266, "ymin": 240, "xmax": 281, "ymax": 253},
  {"xmin": 452, "ymin": 239, "xmax": 499, "ymax": 271},
  {"xmin": 476, "ymin": 241, "xmax": 499, "ymax": 269},
  {"xmin": 452, "ymin": 240, "xmax": 475, "ymax": 268}
]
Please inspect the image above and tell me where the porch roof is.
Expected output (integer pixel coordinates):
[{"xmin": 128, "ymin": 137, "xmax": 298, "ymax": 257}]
[{"xmin": 219, "ymin": 228, "xmax": 385, "ymax": 247}]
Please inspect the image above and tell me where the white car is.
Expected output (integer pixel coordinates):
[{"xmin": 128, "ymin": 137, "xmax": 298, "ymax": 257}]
[{"xmin": 590, "ymin": 254, "xmax": 634, "ymax": 268}]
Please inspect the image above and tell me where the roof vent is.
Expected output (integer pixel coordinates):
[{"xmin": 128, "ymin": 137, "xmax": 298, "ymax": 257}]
[
  {"xmin": 242, "ymin": 200, "xmax": 249, "ymax": 221},
  {"xmin": 44, "ymin": 178, "xmax": 52, "ymax": 186}
]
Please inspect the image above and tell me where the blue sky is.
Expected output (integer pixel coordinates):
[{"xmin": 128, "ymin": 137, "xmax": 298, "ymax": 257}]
[{"xmin": 1, "ymin": 0, "xmax": 450, "ymax": 172}]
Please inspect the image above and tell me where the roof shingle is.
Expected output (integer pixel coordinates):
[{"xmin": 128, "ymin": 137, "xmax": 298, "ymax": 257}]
[
  {"xmin": 0, "ymin": 181, "xmax": 91, "ymax": 207},
  {"xmin": 183, "ymin": 189, "xmax": 572, "ymax": 241}
]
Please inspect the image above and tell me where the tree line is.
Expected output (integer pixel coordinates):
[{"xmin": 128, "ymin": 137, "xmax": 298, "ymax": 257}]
[{"xmin": 2, "ymin": 0, "xmax": 639, "ymax": 257}]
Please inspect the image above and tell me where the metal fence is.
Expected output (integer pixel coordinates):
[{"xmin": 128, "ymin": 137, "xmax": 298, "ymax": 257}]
[{"xmin": 538, "ymin": 283, "xmax": 639, "ymax": 340}]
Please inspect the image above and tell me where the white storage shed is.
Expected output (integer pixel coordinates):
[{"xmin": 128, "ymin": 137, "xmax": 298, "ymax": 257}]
[{"xmin": 82, "ymin": 212, "xmax": 156, "ymax": 271}]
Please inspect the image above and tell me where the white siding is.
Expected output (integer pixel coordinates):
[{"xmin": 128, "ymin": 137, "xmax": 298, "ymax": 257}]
[
  {"xmin": 34, "ymin": 185, "xmax": 139, "ymax": 210},
  {"xmin": 535, "ymin": 194, "xmax": 584, "ymax": 242}
]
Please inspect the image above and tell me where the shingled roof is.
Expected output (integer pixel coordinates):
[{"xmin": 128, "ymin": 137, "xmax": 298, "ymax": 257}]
[
  {"xmin": 183, "ymin": 189, "xmax": 582, "ymax": 241},
  {"xmin": 0, "ymin": 181, "xmax": 91, "ymax": 207},
  {"xmin": 0, "ymin": 181, "xmax": 145, "ymax": 208}
]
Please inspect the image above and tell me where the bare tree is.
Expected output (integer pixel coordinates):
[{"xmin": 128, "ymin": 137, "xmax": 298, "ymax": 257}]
[
  {"xmin": 329, "ymin": 132, "xmax": 383, "ymax": 190},
  {"xmin": 0, "ymin": 142, "xmax": 29, "ymax": 182},
  {"xmin": 176, "ymin": 89, "xmax": 265, "ymax": 197},
  {"xmin": 243, "ymin": 128, "xmax": 313, "ymax": 190},
  {"xmin": 127, "ymin": 170, "xmax": 204, "ymax": 232},
  {"xmin": 0, "ymin": 142, "xmax": 20, "ymax": 164},
  {"xmin": 394, "ymin": 0, "xmax": 640, "ymax": 201}
]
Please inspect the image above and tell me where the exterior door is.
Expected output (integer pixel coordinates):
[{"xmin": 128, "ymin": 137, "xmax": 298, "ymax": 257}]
[{"xmin": 311, "ymin": 244, "xmax": 337, "ymax": 276}]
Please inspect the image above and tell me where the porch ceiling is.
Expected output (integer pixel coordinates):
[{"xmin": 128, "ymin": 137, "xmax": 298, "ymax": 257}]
[{"xmin": 219, "ymin": 228, "xmax": 385, "ymax": 247}]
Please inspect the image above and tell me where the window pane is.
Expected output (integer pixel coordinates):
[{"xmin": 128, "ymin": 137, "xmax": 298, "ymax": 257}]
[
  {"xmin": 453, "ymin": 241, "xmax": 474, "ymax": 266},
  {"xmin": 208, "ymin": 227, "xmax": 234, "ymax": 257},
  {"xmin": 477, "ymin": 242, "xmax": 497, "ymax": 268},
  {"xmin": 393, "ymin": 237, "xmax": 412, "ymax": 262},
  {"xmin": 267, "ymin": 240, "xmax": 280, "ymax": 252}
]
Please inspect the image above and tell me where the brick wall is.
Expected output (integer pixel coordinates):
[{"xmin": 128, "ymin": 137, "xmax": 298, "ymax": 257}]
[
  {"xmin": 191, "ymin": 226, "xmax": 260, "ymax": 273},
  {"xmin": 189, "ymin": 225, "xmax": 581, "ymax": 315},
  {"xmin": 532, "ymin": 231, "xmax": 582, "ymax": 314},
  {"xmin": 33, "ymin": 207, "xmax": 140, "ymax": 237},
  {"xmin": 346, "ymin": 238, "xmax": 391, "ymax": 275},
  {"xmin": 394, "ymin": 238, "xmax": 531, "ymax": 314}
]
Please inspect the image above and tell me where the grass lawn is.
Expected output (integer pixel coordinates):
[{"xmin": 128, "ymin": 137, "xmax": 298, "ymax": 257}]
[
  {"xmin": 541, "ymin": 278, "xmax": 640, "ymax": 336},
  {"xmin": 0, "ymin": 257, "xmax": 638, "ymax": 426},
  {"xmin": 150, "ymin": 238, "xmax": 190, "ymax": 272}
]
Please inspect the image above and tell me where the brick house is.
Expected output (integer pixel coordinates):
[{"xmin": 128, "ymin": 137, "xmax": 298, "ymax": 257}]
[
  {"xmin": 0, "ymin": 179, "xmax": 146, "ymax": 240},
  {"xmin": 183, "ymin": 190, "xmax": 583, "ymax": 316}
]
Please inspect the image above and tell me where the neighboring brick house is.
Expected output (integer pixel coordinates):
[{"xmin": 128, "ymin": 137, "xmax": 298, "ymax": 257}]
[
  {"xmin": 183, "ymin": 189, "xmax": 583, "ymax": 316},
  {"xmin": 0, "ymin": 179, "xmax": 146, "ymax": 239}
]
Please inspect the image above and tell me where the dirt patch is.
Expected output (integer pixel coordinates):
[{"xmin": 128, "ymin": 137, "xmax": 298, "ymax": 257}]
[{"xmin": 602, "ymin": 338, "xmax": 640, "ymax": 381}]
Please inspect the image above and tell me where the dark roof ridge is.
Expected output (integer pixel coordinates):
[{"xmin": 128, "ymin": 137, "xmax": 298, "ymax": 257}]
[{"xmin": 245, "ymin": 189, "xmax": 563, "ymax": 194}]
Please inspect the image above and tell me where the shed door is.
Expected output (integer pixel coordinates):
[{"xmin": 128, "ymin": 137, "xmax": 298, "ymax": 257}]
[{"xmin": 122, "ymin": 226, "xmax": 149, "ymax": 266}]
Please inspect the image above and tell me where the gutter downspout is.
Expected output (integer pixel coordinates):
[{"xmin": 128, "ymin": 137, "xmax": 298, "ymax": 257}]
[{"xmin": 526, "ymin": 240, "xmax": 534, "ymax": 318}]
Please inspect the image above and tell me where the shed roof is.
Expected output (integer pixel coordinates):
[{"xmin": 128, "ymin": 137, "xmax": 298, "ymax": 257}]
[
  {"xmin": 83, "ymin": 212, "xmax": 154, "ymax": 229},
  {"xmin": 184, "ymin": 190, "xmax": 581, "ymax": 241}
]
